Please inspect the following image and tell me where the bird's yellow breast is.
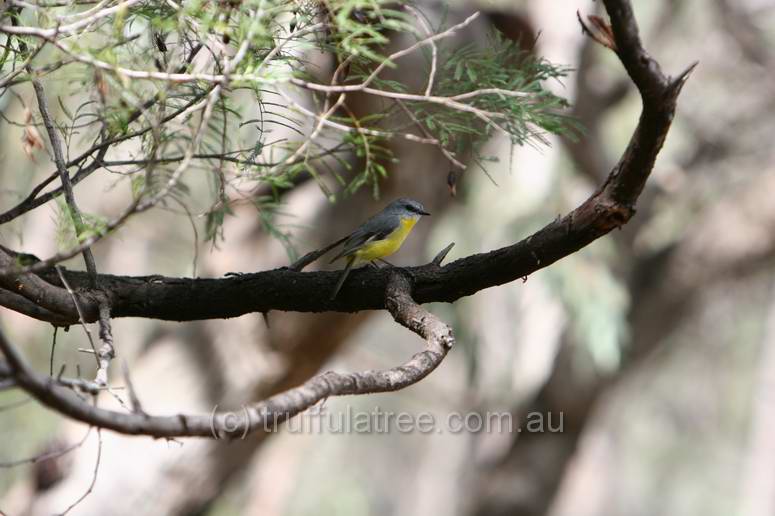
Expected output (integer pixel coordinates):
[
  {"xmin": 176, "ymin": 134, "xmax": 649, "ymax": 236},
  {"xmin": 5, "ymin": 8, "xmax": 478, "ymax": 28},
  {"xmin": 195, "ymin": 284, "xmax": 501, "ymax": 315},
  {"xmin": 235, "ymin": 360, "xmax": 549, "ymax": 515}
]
[{"xmin": 354, "ymin": 216, "xmax": 418, "ymax": 262}]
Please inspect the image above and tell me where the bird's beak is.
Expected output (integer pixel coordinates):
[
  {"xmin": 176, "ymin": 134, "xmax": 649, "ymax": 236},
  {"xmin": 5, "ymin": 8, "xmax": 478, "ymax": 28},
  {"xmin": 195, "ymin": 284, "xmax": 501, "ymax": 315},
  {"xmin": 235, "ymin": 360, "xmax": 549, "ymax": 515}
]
[{"xmin": 420, "ymin": 209, "xmax": 431, "ymax": 216}]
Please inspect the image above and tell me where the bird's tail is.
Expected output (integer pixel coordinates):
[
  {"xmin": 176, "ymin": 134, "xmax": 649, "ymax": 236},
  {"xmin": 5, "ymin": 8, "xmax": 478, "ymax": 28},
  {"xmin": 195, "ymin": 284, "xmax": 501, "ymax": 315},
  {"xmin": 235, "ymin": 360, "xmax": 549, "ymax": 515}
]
[{"xmin": 330, "ymin": 255, "xmax": 356, "ymax": 300}]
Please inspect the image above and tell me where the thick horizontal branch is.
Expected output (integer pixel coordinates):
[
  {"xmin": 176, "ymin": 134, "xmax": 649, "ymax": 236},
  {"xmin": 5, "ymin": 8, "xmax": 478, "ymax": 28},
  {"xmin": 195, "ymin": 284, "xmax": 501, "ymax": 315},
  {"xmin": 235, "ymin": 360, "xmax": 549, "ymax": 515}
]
[
  {"xmin": 0, "ymin": 273, "xmax": 453, "ymax": 438},
  {"xmin": 0, "ymin": 203, "xmax": 634, "ymax": 322}
]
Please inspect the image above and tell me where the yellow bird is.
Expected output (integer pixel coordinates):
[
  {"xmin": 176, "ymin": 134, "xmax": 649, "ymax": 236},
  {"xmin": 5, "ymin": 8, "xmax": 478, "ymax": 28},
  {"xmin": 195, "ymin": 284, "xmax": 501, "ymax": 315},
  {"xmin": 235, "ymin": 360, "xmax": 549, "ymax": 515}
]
[{"xmin": 329, "ymin": 198, "xmax": 430, "ymax": 299}]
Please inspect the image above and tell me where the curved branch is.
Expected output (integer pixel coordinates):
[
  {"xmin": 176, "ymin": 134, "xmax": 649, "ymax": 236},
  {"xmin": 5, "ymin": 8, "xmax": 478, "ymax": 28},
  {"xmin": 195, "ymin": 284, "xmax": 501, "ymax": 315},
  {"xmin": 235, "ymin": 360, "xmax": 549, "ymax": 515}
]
[
  {"xmin": 0, "ymin": 288, "xmax": 73, "ymax": 326},
  {"xmin": 32, "ymin": 78, "xmax": 98, "ymax": 283},
  {"xmin": 0, "ymin": 251, "xmax": 90, "ymax": 321},
  {"xmin": 0, "ymin": 273, "xmax": 453, "ymax": 438}
]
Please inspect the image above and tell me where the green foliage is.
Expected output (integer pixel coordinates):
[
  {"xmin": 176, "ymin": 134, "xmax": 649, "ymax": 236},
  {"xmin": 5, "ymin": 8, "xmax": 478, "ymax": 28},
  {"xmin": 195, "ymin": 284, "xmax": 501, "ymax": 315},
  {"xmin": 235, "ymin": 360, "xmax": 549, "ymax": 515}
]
[
  {"xmin": 205, "ymin": 202, "xmax": 233, "ymax": 246},
  {"xmin": 328, "ymin": 1, "xmax": 414, "ymax": 62},
  {"xmin": 339, "ymin": 129, "xmax": 395, "ymax": 198},
  {"xmin": 415, "ymin": 32, "xmax": 576, "ymax": 157},
  {"xmin": 77, "ymin": 212, "xmax": 110, "ymax": 242},
  {"xmin": 253, "ymin": 196, "xmax": 298, "ymax": 261},
  {"xmin": 2, "ymin": 0, "xmax": 576, "ymax": 254},
  {"xmin": 53, "ymin": 199, "xmax": 77, "ymax": 250},
  {"xmin": 54, "ymin": 199, "xmax": 109, "ymax": 249}
]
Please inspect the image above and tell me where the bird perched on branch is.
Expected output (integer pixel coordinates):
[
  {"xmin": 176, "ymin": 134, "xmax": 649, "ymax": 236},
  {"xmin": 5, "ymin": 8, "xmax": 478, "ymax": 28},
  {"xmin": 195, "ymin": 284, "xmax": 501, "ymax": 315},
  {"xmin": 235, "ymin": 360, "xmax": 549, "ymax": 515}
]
[{"xmin": 329, "ymin": 198, "xmax": 430, "ymax": 300}]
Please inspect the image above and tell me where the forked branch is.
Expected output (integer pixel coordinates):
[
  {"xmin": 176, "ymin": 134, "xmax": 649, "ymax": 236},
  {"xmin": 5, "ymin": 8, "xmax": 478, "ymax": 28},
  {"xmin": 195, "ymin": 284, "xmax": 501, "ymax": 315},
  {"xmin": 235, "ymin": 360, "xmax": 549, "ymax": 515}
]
[{"xmin": 0, "ymin": 273, "xmax": 452, "ymax": 438}]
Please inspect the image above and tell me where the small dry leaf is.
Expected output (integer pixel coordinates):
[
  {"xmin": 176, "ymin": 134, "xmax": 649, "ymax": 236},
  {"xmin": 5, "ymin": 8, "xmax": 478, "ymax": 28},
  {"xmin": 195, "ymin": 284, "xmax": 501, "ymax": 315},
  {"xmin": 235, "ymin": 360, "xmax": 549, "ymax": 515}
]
[
  {"xmin": 577, "ymin": 11, "xmax": 618, "ymax": 52},
  {"xmin": 22, "ymin": 108, "xmax": 45, "ymax": 162},
  {"xmin": 95, "ymin": 71, "xmax": 109, "ymax": 103},
  {"xmin": 447, "ymin": 169, "xmax": 458, "ymax": 197},
  {"xmin": 588, "ymin": 15, "xmax": 617, "ymax": 50}
]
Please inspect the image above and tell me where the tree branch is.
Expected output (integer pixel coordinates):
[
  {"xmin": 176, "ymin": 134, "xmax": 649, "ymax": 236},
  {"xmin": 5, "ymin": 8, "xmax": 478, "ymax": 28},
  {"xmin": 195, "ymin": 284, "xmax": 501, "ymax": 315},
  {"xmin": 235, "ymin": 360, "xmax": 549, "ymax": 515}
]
[
  {"xmin": 0, "ymin": 273, "xmax": 452, "ymax": 438},
  {"xmin": 0, "ymin": 288, "xmax": 72, "ymax": 325},
  {"xmin": 0, "ymin": 250, "xmax": 90, "ymax": 322},
  {"xmin": 31, "ymin": 78, "xmax": 98, "ymax": 284}
]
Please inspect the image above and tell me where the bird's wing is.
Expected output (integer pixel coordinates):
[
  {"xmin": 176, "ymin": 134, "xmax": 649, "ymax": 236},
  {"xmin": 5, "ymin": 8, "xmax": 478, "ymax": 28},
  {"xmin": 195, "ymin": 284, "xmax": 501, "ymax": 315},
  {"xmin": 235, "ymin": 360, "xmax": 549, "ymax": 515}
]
[{"xmin": 330, "ymin": 215, "xmax": 399, "ymax": 262}]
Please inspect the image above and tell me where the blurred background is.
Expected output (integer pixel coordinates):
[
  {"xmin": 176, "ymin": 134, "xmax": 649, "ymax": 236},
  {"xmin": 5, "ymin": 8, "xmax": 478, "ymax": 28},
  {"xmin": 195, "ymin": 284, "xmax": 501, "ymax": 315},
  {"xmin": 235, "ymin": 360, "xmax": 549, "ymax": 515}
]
[{"xmin": 2, "ymin": 0, "xmax": 775, "ymax": 515}]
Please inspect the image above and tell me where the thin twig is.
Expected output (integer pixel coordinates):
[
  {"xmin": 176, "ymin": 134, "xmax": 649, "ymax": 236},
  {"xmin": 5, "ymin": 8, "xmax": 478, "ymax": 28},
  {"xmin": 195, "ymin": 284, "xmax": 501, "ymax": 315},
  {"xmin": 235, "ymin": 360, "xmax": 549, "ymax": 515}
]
[
  {"xmin": 405, "ymin": 5, "xmax": 437, "ymax": 97},
  {"xmin": 32, "ymin": 78, "xmax": 98, "ymax": 285},
  {"xmin": 59, "ymin": 428, "xmax": 101, "ymax": 516},
  {"xmin": 55, "ymin": 266, "xmax": 99, "ymax": 367},
  {"xmin": 50, "ymin": 326, "xmax": 58, "ymax": 376},
  {"xmin": 395, "ymin": 99, "xmax": 466, "ymax": 170},
  {"xmin": 1, "ymin": 0, "xmax": 143, "ymax": 38},
  {"xmin": 359, "ymin": 11, "xmax": 479, "ymax": 90},
  {"xmin": 94, "ymin": 303, "xmax": 114, "ymax": 386},
  {"xmin": 0, "ymin": 427, "xmax": 92, "ymax": 468},
  {"xmin": 120, "ymin": 359, "xmax": 145, "ymax": 414}
]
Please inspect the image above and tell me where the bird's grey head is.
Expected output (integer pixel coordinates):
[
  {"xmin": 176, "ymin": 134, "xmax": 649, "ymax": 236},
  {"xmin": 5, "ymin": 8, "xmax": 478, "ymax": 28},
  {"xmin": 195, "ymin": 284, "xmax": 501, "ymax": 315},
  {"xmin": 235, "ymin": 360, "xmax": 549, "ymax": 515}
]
[{"xmin": 387, "ymin": 198, "xmax": 431, "ymax": 217}]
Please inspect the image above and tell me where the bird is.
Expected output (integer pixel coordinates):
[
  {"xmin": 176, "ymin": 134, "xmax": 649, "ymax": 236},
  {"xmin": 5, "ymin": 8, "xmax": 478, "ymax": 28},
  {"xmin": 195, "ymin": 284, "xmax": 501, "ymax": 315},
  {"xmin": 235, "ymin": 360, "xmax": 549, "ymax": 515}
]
[{"xmin": 329, "ymin": 198, "xmax": 430, "ymax": 300}]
